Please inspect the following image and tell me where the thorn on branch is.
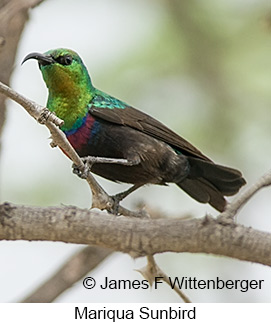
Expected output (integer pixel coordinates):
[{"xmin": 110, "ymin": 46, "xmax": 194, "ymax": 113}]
[{"xmin": 50, "ymin": 140, "xmax": 58, "ymax": 148}]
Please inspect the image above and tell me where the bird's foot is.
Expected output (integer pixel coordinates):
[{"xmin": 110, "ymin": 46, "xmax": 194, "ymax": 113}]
[
  {"xmin": 109, "ymin": 193, "xmax": 123, "ymax": 215},
  {"xmin": 110, "ymin": 185, "xmax": 141, "ymax": 215},
  {"xmin": 73, "ymin": 156, "xmax": 111, "ymax": 178},
  {"xmin": 72, "ymin": 157, "xmax": 94, "ymax": 179},
  {"xmin": 72, "ymin": 163, "xmax": 88, "ymax": 179}
]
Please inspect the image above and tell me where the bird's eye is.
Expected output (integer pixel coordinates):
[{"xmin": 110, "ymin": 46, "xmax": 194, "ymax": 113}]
[{"xmin": 55, "ymin": 55, "xmax": 73, "ymax": 66}]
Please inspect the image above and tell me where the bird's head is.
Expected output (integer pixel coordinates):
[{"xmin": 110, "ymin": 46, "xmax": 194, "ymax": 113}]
[
  {"xmin": 22, "ymin": 48, "xmax": 94, "ymax": 129},
  {"xmin": 22, "ymin": 48, "xmax": 93, "ymax": 95}
]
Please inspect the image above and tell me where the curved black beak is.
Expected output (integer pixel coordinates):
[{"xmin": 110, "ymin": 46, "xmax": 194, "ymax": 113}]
[{"xmin": 22, "ymin": 52, "xmax": 54, "ymax": 66}]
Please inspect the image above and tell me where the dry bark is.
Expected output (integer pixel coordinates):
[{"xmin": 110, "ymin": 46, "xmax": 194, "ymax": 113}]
[
  {"xmin": 0, "ymin": 0, "xmax": 43, "ymax": 141},
  {"xmin": 1, "ymin": 202, "xmax": 271, "ymax": 266}
]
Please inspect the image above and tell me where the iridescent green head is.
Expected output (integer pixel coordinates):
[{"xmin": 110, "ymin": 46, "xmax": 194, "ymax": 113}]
[{"xmin": 22, "ymin": 48, "xmax": 94, "ymax": 131}]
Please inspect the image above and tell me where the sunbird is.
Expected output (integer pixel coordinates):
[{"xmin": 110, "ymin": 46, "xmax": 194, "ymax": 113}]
[{"xmin": 23, "ymin": 48, "xmax": 246, "ymax": 211}]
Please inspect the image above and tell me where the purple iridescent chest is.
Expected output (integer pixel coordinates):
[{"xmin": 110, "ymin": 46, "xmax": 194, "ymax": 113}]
[{"xmin": 63, "ymin": 113, "xmax": 96, "ymax": 158}]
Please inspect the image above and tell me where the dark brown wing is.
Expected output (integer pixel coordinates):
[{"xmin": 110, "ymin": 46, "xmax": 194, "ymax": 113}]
[{"xmin": 89, "ymin": 105, "xmax": 212, "ymax": 161}]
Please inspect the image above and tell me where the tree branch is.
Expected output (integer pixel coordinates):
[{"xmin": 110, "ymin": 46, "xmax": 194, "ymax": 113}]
[
  {"xmin": 1, "ymin": 202, "xmax": 271, "ymax": 266},
  {"xmin": 221, "ymin": 170, "xmax": 271, "ymax": 219},
  {"xmin": 137, "ymin": 255, "xmax": 192, "ymax": 303},
  {"xmin": 0, "ymin": 0, "xmax": 44, "ymax": 145},
  {"xmin": 21, "ymin": 245, "xmax": 112, "ymax": 303}
]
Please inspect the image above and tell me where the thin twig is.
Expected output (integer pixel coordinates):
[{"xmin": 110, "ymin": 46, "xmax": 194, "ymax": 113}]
[
  {"xmin": 221, "ymin": 170, "xmax": 271, "ymax": 219},
  {"xmin": 137, "ymin": 255, "xmax": 192, "ymax": 303},
  {"xmin": 21, "ymin": 246, "xmax": 112, "ymax": 303}
]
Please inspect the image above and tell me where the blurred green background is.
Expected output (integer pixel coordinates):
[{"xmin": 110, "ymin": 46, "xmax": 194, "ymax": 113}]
[{"xmin": 0, "ymin": 0, "xmax": 271, "ymax": 302}]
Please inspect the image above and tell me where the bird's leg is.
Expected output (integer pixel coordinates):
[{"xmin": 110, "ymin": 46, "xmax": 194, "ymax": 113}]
[
  {"xmin": 73, "ymin": 155, "xmax": 141, "ymax": 214},
  {"xmin": 111, "ymin": 184, "xmax": 142, "ymax": 215},
  {"xmin": 83, "ymin": 156, "xmax": 138, "ymax": 166},
  {"xmin": 73, "ymin": 155, "xmax": 140, "ymax": 179},
  {"xmin": 113, "ymin": 184, "xmax": 141, "ymax": 202}
]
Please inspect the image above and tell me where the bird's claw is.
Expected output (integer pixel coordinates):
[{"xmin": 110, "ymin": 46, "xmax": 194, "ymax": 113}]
[
  {"xmin": 109, "ymin": 185, "xmax": 141, "ymax": 215},
  {"xmin": 72, "ymin": 163, "xmax": 86, "ymax": 179},
  {"xmin": 72, "ymin": 158, "xmax": 94, "ymax": 179},
  {"xmin": 109, "ymin": 193, "xmax": 123, "ymax": 215}
]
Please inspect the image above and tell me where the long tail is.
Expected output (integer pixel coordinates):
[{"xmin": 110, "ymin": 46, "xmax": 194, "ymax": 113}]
[{"xmin": 177, "ymin": 157, "xmax": 246, "ymax": 212}]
